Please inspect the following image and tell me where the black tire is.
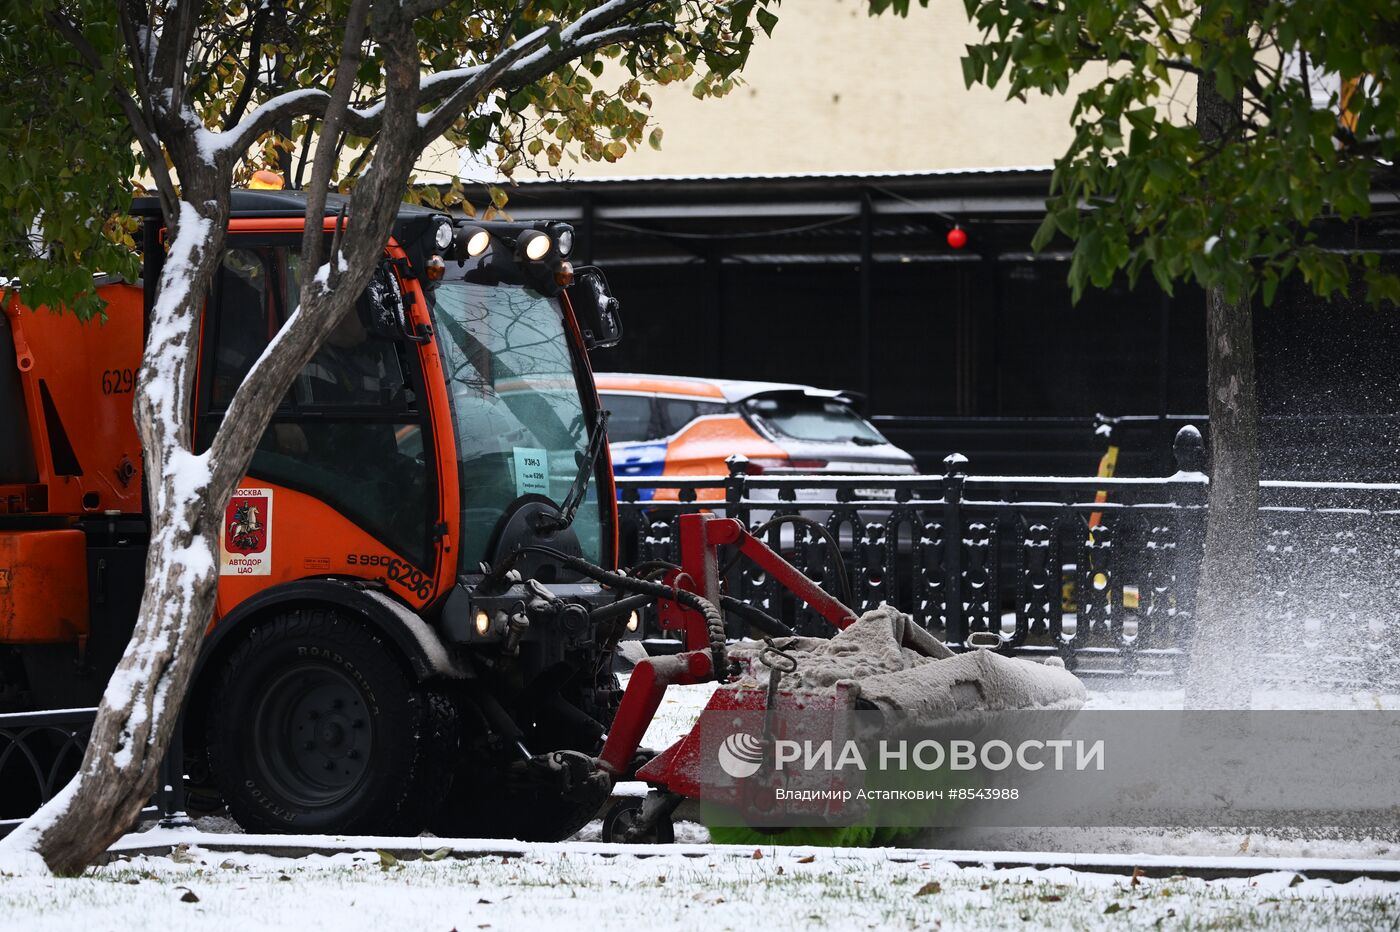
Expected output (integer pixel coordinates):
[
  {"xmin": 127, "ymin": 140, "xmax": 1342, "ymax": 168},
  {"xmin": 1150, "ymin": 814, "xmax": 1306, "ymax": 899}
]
[
  {"xmin": 206, "ymin": 608, "xmax": 452, "ymax": 835},
  {"xmin": 601, "ymin": 796, "xmax": 674, "ymax": 844}
]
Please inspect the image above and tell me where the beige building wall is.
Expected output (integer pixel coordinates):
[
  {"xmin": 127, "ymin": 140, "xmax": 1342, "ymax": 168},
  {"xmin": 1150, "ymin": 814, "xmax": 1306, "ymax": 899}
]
[{"xmin": 420, "ymin": 0, "xmax": 1086, "ymax": 180}]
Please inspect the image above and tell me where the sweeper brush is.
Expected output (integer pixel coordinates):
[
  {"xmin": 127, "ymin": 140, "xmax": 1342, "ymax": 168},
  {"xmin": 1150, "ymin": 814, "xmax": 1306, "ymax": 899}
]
[{"xmin": 502, "ymin": 511, "xmax": 1086, "ymax": 845}]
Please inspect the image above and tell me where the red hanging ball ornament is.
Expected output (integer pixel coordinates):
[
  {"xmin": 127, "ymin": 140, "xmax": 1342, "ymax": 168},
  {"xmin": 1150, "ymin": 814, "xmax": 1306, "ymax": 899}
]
[{"xmin": 946, "ymin": 225, "xmax": 968, "ymax": 250}]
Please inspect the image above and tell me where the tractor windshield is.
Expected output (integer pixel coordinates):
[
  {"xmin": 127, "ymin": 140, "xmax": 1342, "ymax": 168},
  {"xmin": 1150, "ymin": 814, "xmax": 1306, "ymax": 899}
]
[{"xmin": 432, "ymin": 280, "xmax": 602, "ymax": 568}]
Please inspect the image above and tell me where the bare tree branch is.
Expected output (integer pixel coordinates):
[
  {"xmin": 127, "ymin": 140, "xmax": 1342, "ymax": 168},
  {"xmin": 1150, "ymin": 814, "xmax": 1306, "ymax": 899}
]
[
  {"xmin": 293, "ymin": 118, "xmax": 319, "ymax": 189},
  {"xmin": 501, "ymin": 21, "xmax": 672, "ymax": 91},
  {"xmin": 342, "ymin": 131, "xmax": 379, "ymax": 183},
  {"xmin": 213, "ymin": 0, "xmax": 668, "ymax": 163},
  {"xmin": 302, "ymin": 0, "xmax": 372, "ymax": 279},
  {"xmin": 213, "ymin": 86, "xmax": 341, "ymax": 166},
  {"xmin": 223, "ymin": 6, "xmax": 272, "ymax": 131},
  {"xmin": 148, "ymin": 0, "xmax": 201, "ymax": 118}
]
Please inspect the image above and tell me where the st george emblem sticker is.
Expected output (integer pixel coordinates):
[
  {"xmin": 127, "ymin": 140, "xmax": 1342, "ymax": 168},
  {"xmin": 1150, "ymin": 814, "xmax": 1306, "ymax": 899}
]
[{"xmin": 221, "ymin": 488, "xmax": 273, "ymax": 576}]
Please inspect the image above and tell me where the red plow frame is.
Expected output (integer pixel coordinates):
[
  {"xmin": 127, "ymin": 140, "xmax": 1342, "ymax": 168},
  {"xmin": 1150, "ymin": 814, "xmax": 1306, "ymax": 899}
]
[
  {"xmin": 597, "ymin": 512, "xmax": 858, "ymax": 781},
  {"xmin": 592, "ymin": 511, "xmax": 958, "ymax": 838}
]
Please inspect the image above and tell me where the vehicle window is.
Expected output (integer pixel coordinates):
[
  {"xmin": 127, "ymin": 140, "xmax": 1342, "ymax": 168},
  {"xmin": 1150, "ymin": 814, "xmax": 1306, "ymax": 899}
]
[
  {"xmin": 744, "ymin": 395, "xmax": 887, "ymax": 444},
  {"xmin": 250, "ymin": 420, "xmax": 429, "ymax": 567},
  {"xmin": 209, "ymin": 246, "xmax": 407, "ymax": 410},
  {"xmin": 210, "ymin": 248, "xmax": 276, "ymax": 406},
  {"xmin": 659, "ymin": 398, "xmax": 729, "ymax": 436},
  {"xmin": 295, "ymin": 312, "xmax": 407, "ymax": 408},
  {"xmin": 433, "ymin": 281, "xmax": 603, "ymax": 568},
  {"xmin": 202, "ymin": 242, "xmax": 430, "ymax": 568},
  {"xmin": 601, "ymin": 393, "xmax": 657, "ymax": 443}
]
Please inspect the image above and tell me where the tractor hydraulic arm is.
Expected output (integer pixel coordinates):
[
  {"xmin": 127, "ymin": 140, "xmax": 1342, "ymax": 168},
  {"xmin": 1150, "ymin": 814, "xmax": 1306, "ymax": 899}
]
[{"xmin": 597, "ymin": 512, "xmax": 858, "ymax": 777}]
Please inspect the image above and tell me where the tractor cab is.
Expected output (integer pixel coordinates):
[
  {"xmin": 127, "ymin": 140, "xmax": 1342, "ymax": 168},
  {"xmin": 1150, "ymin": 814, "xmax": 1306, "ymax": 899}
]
[
  {"xmin": 179, "ymin": 191, "xmax": 622, "ymax": 613},
  {"xmin": 180, "ymin": 191, "xmax": 637, "ymax": 837}
]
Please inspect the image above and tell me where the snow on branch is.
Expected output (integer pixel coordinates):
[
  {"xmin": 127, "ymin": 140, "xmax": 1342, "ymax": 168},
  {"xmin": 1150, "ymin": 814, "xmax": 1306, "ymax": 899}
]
[
  {"xmin": 414, "ymin": 25, "xmax": 553, "ymax": 141},
  {"xmin": 202, "ymin": 88, "xmax": 335, "ymax": 165},
  {"xmin": 195, "ymin": 0, "xmax": 664, "ymax": 163},
  {"xmin": 557, "ymin": 0, "xmax": 657, "ymax": 44},
  {"xmin": 506, "ymin": 20, "xmax": 671, "ymax": 85}
]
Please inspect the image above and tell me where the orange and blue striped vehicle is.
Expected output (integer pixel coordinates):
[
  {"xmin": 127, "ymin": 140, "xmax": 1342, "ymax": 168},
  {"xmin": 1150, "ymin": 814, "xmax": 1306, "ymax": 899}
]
[{"xmin": 595, "ymin": 373, "xmax": 916, "ymax": 500}]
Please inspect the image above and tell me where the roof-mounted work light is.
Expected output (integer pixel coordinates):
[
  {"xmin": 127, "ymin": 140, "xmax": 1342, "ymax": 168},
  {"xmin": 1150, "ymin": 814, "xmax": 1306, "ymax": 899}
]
[
  {"xmin": 554, "ymin": 227, "xmax": 575, "ymax": 258},
  {"xmin": 248, "ymin": 170, "xmax": 284, "ymax": 190},
  {"xmin": 454, "ymin": 224, "xmax": 492, "ymax": 260},
  {"xmin": 455, "ymin": 220, "xmax": 578, "ymax": 296},
  {"xmin": 434, "ymin": 219, "xmax": 454, "ymax": 251},
  {"xmin": 517, "ymin": 229, "xmax": 552, "ymax": 262}
]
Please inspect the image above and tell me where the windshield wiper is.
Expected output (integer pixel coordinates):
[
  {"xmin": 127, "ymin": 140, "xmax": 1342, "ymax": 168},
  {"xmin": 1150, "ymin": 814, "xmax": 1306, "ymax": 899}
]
[{"xmin": 538, "ymin": 405, "xmax": 609, "ymax": 533}]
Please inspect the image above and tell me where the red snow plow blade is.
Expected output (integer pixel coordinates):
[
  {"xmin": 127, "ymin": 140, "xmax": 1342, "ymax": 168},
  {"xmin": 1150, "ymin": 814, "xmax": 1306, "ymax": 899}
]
[{"xmin": 592, "ymin": 512, "xmax": 1088, "ymax": 842}]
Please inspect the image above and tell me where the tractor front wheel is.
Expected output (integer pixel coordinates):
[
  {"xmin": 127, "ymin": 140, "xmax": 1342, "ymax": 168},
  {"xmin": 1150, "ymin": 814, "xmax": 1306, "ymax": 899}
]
[{"xmin": 206, "ymin": 609, "xmax": 451, "ymax": 835}]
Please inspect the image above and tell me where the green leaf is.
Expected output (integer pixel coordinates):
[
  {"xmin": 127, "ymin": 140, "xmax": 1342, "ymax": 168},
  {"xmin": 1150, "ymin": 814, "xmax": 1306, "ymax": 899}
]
[
  {"xmin": 1031, "ymin": 211, "xmax": 1059, "ymax": 252},
  {"xmin": 961, "ymin": 53, "xmax": 979, "ymax": 89}
]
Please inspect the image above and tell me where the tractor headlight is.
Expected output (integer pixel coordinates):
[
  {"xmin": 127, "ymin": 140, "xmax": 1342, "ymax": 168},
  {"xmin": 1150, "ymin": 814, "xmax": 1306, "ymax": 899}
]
[
  {"xmin": 555, "ymin": 227, "xmax": 574, "ymax": 258},
  {"xmin": 474, "ymin": 609, "xmax": 491, "ymax": 636},
  {"xmin": 518, "ymin": 229, "xmax": 552, "ymax": 262},
  {"xmin": 434, "ymin": 220, "xmax": 453, "ymax": 251},
  {"xmin": 626, "ymin": 610, "xmax": 640, "ymax": 633},
  {"xmin": 455, "ymin": 224, "xmax": 491, "ymax": 259}
]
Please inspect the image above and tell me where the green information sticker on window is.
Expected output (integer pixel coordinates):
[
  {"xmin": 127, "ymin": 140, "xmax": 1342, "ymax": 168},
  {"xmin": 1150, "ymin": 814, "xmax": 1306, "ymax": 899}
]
[{"xmin": 513, "ymin": 446, "xmax": 550, "ymax": 498}]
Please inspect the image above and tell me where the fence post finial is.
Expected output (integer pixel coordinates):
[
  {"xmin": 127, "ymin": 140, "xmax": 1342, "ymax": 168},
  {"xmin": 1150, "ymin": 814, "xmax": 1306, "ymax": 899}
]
[
  {"xmin": 725, "ymin": 454, "xmax": 749, "ymax": 508},
  {"xmin": 1172, "ymin": 425, "xmax": 1207, "ymax": 474}
]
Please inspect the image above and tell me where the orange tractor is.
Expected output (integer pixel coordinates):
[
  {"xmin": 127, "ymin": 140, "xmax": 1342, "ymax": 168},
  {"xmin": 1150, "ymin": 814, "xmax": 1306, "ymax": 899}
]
[{"xmin": 1, "ymin": 189, "xmax": 646, "ymax": 839}]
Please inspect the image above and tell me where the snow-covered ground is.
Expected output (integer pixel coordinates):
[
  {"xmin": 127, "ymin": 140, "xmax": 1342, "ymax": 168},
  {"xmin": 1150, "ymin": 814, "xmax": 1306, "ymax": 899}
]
[
  {"xmin": 2, "ymin": 677, "xmax": 1396, "ymax": 930},
  {"xmin": 3, "ymin": 838, "xmax": 1397, "ymax": 932}
]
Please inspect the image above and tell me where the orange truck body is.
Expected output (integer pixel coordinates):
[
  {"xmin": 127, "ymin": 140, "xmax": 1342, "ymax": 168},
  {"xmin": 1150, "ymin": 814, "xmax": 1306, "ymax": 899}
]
[
  {"xmin": 2, "ymin": 280, "xmax": 146, "ymax": 519},
  {"xmin": 0, "ymin": 529, "xmax": 88, "ymax": 644},
  {"xmin": 1, "ymin": 281, "xmax": 143, "ymax": 648}
]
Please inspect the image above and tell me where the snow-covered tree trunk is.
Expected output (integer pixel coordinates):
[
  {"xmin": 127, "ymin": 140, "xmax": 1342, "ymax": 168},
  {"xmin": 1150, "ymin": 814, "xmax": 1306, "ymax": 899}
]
[{"xmin": 3, "ymin": 199, "xmax": 231, "ymax": 875}]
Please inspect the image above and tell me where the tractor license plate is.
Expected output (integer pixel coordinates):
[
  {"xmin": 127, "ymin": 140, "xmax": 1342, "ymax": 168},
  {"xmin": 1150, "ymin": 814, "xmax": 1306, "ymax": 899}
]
[{"xmin": 853, "ymin": 488, "xmax": 896, "ymax": 500}]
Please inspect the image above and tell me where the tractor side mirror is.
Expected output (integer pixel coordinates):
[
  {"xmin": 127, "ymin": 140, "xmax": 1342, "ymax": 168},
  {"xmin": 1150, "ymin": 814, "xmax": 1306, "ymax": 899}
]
[
  {"xmin": 357, "ymin": 261, "xmax": 411, "ymax": 342},
  {"xmin": 571, "ymin": 267, "xmax": 623, "ymax": 350}
]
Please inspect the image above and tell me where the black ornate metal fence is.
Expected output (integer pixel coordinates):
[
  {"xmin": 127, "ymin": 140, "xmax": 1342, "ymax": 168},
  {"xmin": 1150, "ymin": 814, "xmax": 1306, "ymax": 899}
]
[
  {"xmin": 617, "ymin": 426, "xmax": 1400, "ymax": 688},
  {"xmin": 0, "ymin": 708, "xmax": 94, "ymax": 836},
  {"xmin": 0, "ymin": 707, "xmax": 184, "ymax": 839}
]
